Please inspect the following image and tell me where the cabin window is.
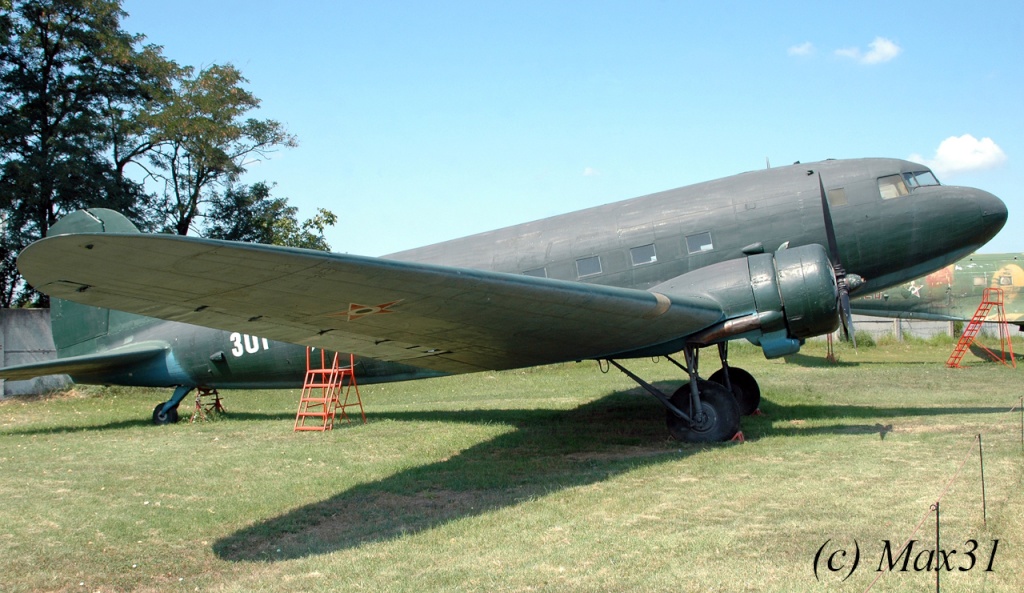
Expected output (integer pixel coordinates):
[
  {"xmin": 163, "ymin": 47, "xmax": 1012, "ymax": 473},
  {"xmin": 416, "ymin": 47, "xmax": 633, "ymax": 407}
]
[
  {"xmin": 878, "ymin": 175, "xmax": 910, "ymax": 199},
  {"xmin": 522, "ymin": 267, "xmax": 547, "ymax": 278},
  {"xmin": 685, "ymin": 231, "xmax": 714, "ymax": 254},
  {"xmin": 827, "ymin": 188, "xmax": 848, "ymax": 207},
  {"xmin": 973, "ymin": 277, "xmax": 985, "ymax": 286},
  {"xmin": 575, "ymin": 255, "xmax": 602, "ymax": 278},
  {"xmin": 630, "ymin": 244, "xmax": 657, "ymax": 266},
  {"xmin": 903, "ymin": 170, "xmax": 940, "ymax": 188},
  {"xmin": 998, "ymin": 275, "xmax": 1013, "ymax": 286}
]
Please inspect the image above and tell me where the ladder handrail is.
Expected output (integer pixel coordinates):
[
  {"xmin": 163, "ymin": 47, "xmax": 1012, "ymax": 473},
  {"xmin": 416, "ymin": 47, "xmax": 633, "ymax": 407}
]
[
  {"xmin": 947, "ymin": 287, "xmax": 1016, "ymax": 369},
  {"xmin": 295, "ymin": 349, "xmax": 365, "ymax": 430}
]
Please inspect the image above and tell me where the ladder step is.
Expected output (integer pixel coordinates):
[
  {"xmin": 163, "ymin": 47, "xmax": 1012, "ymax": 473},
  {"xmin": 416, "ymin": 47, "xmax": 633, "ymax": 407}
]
[{"xmin": 295, "ymin": 348, "xmax": 364, "ymax": 432}]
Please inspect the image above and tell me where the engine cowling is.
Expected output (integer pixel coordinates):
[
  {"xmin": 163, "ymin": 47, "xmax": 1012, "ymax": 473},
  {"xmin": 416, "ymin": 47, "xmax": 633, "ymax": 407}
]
[
  {"xmin": 651, "ymin": 244, "xmax": 839, "ymax": 358},
  {"xmin": 752, "ymin": 244, "xmax": 840, "ymax": 337}
]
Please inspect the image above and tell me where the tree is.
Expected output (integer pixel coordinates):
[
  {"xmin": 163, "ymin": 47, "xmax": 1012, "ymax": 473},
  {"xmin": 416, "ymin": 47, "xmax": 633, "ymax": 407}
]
[
  {"xmin": 204, "ymin": 182, "xmax": 337, "ymax": 251},
  {"xmin": 0, "ymin": 0, "xmax": 172, "ymax": 304},
  {"xmin": 101, "ymin": 42, "xmax": 181, "ymax": 232},
  {"xmin": 0, "ymin": 1, "xmax": 302, "ymax": 305},
  {"xmin": 145, "ymin": 64, "xmax": 297, "ymax": 236}
]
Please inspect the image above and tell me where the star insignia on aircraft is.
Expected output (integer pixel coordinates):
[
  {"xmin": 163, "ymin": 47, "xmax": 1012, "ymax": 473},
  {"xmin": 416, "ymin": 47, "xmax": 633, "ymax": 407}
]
[
  {"xmin": 330, "ymin": 300, "xmax": 404, "ymax": 322},
  {"xmin": 907, "ymin": 281, "xmax": 922, "ymax": 298}
]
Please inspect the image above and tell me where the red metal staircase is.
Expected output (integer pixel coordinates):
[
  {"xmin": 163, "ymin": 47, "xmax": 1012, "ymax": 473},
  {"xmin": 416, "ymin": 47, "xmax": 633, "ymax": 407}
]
[
  {"xmin": 946, "ymin": 287, "xmax": 1017, "ymax": 369},
  {"xmin": 294, "ymin": 349, "xmax": 365, "ymax": 431}
]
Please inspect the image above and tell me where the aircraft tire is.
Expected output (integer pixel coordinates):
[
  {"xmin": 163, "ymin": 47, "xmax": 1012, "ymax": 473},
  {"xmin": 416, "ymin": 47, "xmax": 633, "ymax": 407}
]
[
  {"xmin": 708, "ymin": 367, "xmax": 761, "ymax": 416},
  {"xmin": 152, "ymin": 403, "xmax": 180, "ymax": 425},
  {"xmin": 666, "ymin": 380, "xmax": 741, "ymax": 442}
]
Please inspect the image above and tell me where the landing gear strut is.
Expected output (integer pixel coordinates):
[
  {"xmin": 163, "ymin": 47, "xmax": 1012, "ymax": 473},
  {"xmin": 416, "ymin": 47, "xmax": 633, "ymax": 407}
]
[
  {"xmin": 707, "ymin": 343, "xmax": 761, "ymax": 416},
  {"xmin": 152, "ymin": 385, "xmax": 194, "ymax": 425},
  {"xmin": 605, "ymin": 342, "xmax": 763, "ymax": 442}
]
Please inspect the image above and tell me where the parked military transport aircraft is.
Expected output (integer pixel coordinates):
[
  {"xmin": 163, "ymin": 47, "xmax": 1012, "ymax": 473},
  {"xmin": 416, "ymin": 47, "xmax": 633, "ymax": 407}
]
[
  {"xmin": 852, "ymin": 253, "xmax": 1024, "ymax": 329},
  {"xmin": 0, "ymin": 158, "xmax": 1007, "ymax": 441}
]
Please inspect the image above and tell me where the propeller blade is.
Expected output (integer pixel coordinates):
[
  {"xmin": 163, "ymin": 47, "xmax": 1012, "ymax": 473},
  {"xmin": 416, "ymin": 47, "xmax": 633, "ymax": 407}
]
[
  {"xmin": 817, "ymin": 171, "xmax": 857, "ymax": 348},
  {"xmin": 818, "ymin": 173, "xmax": 841, "ymax": 265},
  {"xmin": 839, "ymin": 290, "xmax": 856, "ymax": 348}
]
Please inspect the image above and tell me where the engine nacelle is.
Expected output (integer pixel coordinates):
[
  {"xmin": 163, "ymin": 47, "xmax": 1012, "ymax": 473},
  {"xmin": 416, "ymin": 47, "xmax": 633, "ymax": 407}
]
[
  {"xmin": 652, "ymin": 244, "xmax": 839, "ymax": 358},
  {"xmin": 751, "ymin": 244, "xmax": 840, "ymax": 338}
]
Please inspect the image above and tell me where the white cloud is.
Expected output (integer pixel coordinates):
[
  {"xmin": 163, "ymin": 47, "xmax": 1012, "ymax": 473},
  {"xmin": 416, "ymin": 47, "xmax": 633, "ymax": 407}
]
[
  {"xmin": 787, "ymin": 42, "xmax": 814, "ymax": 57},
  {"xmin": 583, "ymin": 167, "xmax": 600, "ymax": 177},
  {"xmin": 863, "ymin": 37, "xmax": 902, "ymax": 64},
  {"xmin": 909, "ymin": 134, "xmax": 1007, "ymax": 177},
  {"xmin": 835, "ymin": 36, "xmax": 901, "ymax": 64}
]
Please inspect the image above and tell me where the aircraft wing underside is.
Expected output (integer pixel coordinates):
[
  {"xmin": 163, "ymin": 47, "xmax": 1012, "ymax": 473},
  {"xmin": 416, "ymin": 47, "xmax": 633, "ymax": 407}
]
[{"xmin": 19, "ymin": 234, "xmax": 727, "ymax": 375}]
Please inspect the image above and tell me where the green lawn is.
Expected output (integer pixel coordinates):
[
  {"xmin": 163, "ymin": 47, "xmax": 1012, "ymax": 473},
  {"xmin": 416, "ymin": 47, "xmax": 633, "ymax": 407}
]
[{"xmin": 1, "ymin": 339, "xmax": 1021, "ymax": 592}]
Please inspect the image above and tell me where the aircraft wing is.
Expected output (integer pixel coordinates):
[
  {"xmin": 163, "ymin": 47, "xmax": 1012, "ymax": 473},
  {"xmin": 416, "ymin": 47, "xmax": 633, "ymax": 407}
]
[
  {"xmin": 0, "ymin": 342, "xmax": 168, "ymax": 381},
  {"xmin": 19, "ymin": 234, "xmax": 727, "ymax": 375}
]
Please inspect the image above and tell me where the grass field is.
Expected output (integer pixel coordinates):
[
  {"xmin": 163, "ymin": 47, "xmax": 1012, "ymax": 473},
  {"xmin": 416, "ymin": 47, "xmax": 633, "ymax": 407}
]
[{"xmin": 1, "ymin": 338, "xmax": 1022, "ymax": 592}]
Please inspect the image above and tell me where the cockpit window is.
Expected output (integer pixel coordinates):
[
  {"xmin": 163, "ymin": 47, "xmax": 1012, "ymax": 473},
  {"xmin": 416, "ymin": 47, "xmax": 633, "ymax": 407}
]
[
  {"xmin": 902, "ymin": 170, "xmax": 940, "ymax": 188},
  {"xmin": 878, "ymin": 174, "xmax": 910, "ymax": 199}
]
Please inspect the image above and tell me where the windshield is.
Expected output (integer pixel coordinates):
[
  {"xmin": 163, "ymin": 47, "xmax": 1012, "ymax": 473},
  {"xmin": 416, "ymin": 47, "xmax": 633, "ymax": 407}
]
[{"xmin": 902, "ymin": 170, "xmax": 941, "ymax": 188}]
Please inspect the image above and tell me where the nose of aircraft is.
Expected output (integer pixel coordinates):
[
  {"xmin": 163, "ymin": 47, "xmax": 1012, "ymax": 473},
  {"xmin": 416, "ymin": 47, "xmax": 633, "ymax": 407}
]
[{"xmin": 971, "ymin": 187, "xmax": 1008, "ymax": 241}]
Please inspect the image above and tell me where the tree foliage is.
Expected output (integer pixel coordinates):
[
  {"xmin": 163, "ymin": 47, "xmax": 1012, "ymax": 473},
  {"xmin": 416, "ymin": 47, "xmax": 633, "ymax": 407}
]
[
  {"xmin": 204, "ymin": 182, "xmax": 336, "ymax": 252},
  {"xmin": 0, "ymin": 0, "xmax": 168, "ymax": 304},
  {"xmin": 0, "ymin": 1, "xmax": 325, "ymax": 306},
  {"xmin": 145, "ymin": 64, "xmax": 298, "ymax": 236}
]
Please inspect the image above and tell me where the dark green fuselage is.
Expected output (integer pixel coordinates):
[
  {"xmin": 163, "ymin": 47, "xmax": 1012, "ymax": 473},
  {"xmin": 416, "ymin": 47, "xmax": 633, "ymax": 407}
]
[{"xmin": 48, "ymin": 158, "xmax": 1006, "ymax": 390}]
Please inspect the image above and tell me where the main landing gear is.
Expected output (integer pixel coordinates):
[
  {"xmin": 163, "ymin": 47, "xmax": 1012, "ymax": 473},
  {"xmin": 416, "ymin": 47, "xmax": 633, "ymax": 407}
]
[
  {"xmin": 605, "ymin": 342, "xmax": 761, "ymax": 443},
  {"xmin": 152, "ymin": 385, "xmax": 194, "ymax": 425}
]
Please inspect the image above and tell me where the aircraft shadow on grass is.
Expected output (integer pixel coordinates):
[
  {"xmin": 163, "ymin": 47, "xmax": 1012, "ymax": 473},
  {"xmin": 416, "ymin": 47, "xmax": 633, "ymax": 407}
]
[
  {"xmin": 782, "ymin": 352, "xmax": 859, "ymax": 368},
  {"xmin": 212, "ymin": 388, "xmax": 1013, "ymax": 562},
  {"xmin": 967, "ymin": 344, "xmax": 1024, "ymax": 363},
  {"xmin": 213, "ymin": 388, "xmax": 682, "ymax": 562},
  {"xmin": 752, "ymin": 400, "xmax": 1012, "ymax": 439}
]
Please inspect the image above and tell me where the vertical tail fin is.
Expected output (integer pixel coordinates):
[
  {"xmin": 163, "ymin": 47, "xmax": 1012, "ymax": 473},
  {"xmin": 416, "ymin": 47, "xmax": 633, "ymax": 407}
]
[{"xmin": 46, "ymin": 209, "xmax": 149, "ymax": 354}]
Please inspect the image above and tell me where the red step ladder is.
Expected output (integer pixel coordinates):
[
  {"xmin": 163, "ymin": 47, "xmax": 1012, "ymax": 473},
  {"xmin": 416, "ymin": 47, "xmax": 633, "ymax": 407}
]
[
  {"xmin": 946, "ymin": 287, "xmax": 1017, "ymax": 369},
  {"xmin": 294, "ymin": 349, "xmax": 364, "ymax": 431}
]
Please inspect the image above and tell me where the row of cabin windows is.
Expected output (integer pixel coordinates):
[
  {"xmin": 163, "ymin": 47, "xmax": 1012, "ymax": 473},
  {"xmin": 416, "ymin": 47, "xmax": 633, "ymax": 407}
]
[
  {"xmin": 527, "ymin": 172, "xmax": 940, "ymax": 280},
  {"xmin": 523, "ymin": 231, "xmax": 715, "ymax": 280}
]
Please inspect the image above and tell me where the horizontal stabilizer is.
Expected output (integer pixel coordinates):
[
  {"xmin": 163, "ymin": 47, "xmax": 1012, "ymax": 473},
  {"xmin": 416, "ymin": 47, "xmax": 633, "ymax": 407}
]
[{"xmin": 0, "ymin": 342, "xmax": 168, "ymax": 381}]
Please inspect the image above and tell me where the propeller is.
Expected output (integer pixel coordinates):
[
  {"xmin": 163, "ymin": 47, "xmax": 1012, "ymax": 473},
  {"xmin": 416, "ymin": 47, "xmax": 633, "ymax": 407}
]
[{"xmin": 816, "ymin": 173, "xmax": 863, "ymax": 346}]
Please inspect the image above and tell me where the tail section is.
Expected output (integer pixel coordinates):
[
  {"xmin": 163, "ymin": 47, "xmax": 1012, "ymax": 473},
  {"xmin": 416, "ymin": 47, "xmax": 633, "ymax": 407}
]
[{"xmin": 46, "ymin": 209, "xmax": 150, "ymax": 355}]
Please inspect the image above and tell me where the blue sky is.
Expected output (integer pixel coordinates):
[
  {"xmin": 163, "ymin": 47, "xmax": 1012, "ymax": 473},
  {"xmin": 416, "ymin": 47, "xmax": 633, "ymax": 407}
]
[{"xmin": 122, "ymin": 1, "xmax": 1022, "ymax": 256}]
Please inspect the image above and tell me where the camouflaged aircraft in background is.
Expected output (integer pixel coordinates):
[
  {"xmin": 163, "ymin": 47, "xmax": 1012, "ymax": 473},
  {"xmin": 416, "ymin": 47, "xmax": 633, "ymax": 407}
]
[
  {"xmin": 852, "ymin": 253, "xmax": 1024, "ymax": 329},
  {"xmin": 0, "ymin": 158, "xmax": 1008, "ymax": 441}
]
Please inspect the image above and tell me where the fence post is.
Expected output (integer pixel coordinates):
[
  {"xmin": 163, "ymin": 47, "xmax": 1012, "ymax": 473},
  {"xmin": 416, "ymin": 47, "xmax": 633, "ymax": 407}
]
[
  {"xmin": 978, "ymin": 434, "xmax": 987, "ymax": 526},
  {"xmin": 931, "ymin": 501, "xmax": 940, "ymax": 593}
]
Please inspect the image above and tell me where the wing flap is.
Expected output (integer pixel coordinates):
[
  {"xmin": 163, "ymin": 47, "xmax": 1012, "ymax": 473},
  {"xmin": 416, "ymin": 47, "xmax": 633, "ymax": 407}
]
[{"xmin": 19, "ymin": 234, "xmax": 726, "ymax": 373}]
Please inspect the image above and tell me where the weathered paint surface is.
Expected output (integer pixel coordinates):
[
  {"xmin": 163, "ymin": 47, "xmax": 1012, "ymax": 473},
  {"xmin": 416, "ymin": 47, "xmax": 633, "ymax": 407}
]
[
  {"xmin": 852, "ymin": 253, "xmax": 1024, "ymax": 326},
  {"xmin": 2, "ymin": 158, "xmax": 1008, "ymax": 392}
]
